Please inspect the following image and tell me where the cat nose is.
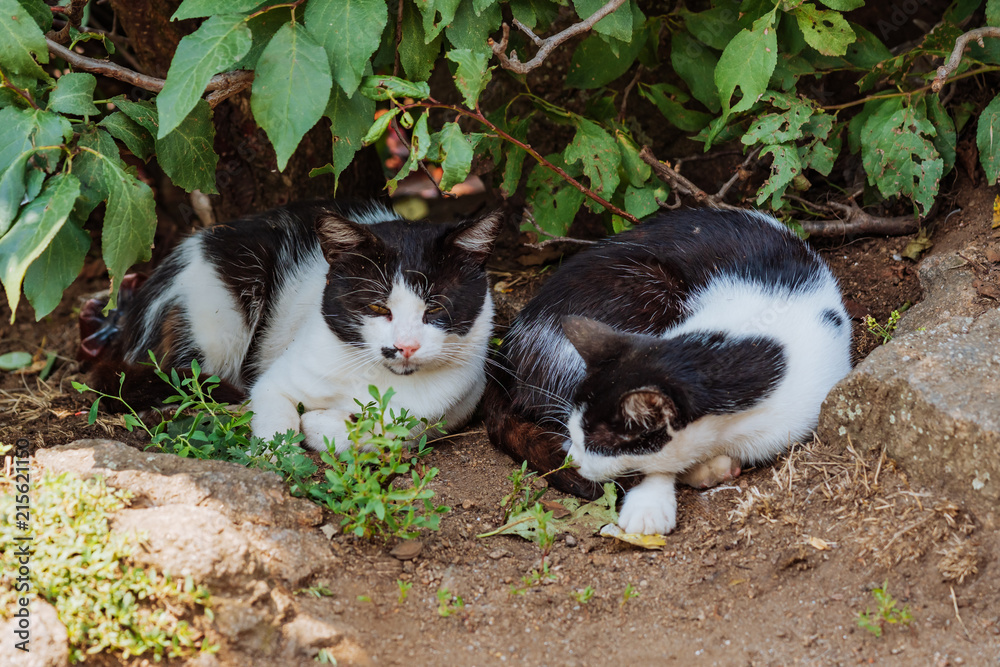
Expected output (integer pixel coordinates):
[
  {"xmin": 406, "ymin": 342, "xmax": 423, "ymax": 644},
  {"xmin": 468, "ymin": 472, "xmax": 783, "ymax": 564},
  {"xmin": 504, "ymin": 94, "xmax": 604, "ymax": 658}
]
[{"xmin": 395, "ymin": 342, "xmax": 421, "ymax": 359}]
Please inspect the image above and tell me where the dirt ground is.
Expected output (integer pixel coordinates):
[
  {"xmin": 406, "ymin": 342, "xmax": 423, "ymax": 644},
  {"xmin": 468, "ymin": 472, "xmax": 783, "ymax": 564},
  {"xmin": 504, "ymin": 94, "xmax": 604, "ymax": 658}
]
[{"xmin": 2, "ymin": 184, "xmax": 999, "ymax": 666}]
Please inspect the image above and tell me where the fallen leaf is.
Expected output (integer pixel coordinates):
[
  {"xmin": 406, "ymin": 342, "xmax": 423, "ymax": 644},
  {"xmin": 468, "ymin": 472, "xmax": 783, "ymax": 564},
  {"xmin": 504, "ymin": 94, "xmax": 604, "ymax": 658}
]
[
  {"xmin": 0, "ymin": 351, "xmax": 33, "ymax": 371},
  {"xmin": 985, "ymin": 246, "xmax": 1000, "ymax": 264},
  {"xmin": 599, "ymin": 523, "xmax": 667, "ymax": 550},
  {"xmin": 900, "ymin": 229, "xmax": 933, "ymax": 261},
  {"xmin": 974, "ymin": 279, "xmax": 1000, "ymax": 300},
  {"xmin": 993, "ymin": 194, "xmax": 1000, "ymax": 229},
  {"xmin": 478, "ymin": 483, "xmax": 618, "ymax": 542},
  {"xmin": 390, "ymin": 540, "xmax": 423, "ymax": 561},
  {"xmin": 541, "ymin": 500, "xmax": 571, "ymax": 519}
]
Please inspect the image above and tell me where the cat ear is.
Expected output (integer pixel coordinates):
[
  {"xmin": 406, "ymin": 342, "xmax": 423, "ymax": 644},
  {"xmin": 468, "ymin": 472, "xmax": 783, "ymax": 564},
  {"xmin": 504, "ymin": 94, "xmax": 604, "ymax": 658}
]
[
  {"xmin": 315, "ymin": 213, "xmax": 380, "ymax": 264},
  {"xmin": 445, "ymin": 210, "xmax": 504, "ymax": 263},
  {"xmin": 620, "ymin": 388, "xmax": 675, "ymax": 431},
  {"xmin": 562, "ymin": 316, "xmax": 622, "ymax": 366}
]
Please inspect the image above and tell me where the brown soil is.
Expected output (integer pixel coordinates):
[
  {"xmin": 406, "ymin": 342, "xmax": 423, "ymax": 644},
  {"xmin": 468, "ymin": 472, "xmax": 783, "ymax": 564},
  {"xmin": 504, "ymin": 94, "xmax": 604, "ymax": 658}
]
[{"xmin": 2, "ymin": 185, "xmax": 998, "ymax": 666}]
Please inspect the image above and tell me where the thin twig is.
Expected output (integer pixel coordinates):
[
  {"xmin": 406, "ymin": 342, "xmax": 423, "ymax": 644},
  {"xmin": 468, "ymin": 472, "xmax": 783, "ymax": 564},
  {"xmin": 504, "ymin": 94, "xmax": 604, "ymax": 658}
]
[
  {"xmin": 48, "ymin": 0, "xmax": 90, "ymax": 44},
  {"xmin": 522, "ymin": 210, "xmax": 597, "ymax": 248},
  {"xmin": 950, "ymin": 586, "xmax": 972, "ymax": 641},
  {"xmin": 715, "ymin": 146, "xmax": 762, "ymax": 200},
  {"xmin": 388, "ymin": 117, "xmax": 444, "ymax": 198},
  {"xmin": 393, "ymin": 0, "xmax": 404, "ymax": 78},
  {"xmin": 617, "ymin": 65, "xmax": 643, "ymax": 123},
  {"xmin": 638, "ymin": 146, "xmax": 742, "ymax": 211},
  {"xmin": 47, "ymin": 38, "xmax": 254, "ymax": 105},
  {"xmin": 489, "ymin": 0, "xmax": 628, "ymax": 75},
  {"xmin": 934, "ymin": 27, "xmax": 1000, "ymax": 92}
]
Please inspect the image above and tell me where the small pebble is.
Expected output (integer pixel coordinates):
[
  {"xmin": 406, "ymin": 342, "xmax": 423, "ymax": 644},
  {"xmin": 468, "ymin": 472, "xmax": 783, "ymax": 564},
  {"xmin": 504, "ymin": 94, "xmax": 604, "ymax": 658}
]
[{"xmin": 564, "ymin": 534, "xmax": 578, "ymax": 547}]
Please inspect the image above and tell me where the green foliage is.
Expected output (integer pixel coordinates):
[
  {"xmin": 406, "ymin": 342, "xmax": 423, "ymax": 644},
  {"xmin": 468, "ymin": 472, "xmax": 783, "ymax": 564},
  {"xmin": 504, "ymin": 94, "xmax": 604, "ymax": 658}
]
[
  {"xmin": 856, "ymin": 580, "xmax": 912, "ymax": 637},
  {"xmin": 436, "ymin": 587, "xmax": 465, "ymax": 617},
  {"xmin": 3, "ymin": 0, "xmax": 1000, "ymax": 320},
  {"xmin": 0, "ymin": 471, "xmax": 214, "ymax": 663},
  {"xmin": 73, "ymin": 357, "xmax": 449, "ymax": 541},
  {"xmin": 864, "ymin": 309, "xmax": 901, "ymax": 344},
  {"xmin": 396, "ymin": 579, "xmax": 412, "ymax": 604},
  {"xmin": 509, "ymin": 561, "xmax": 557, "ymax": 595},
  {"xmin": 620, "ymin": 582, "xmax": 640, "ymax": 607},
  {"xmin": 570, "ymin": 585, "xmax": 596, "ymax": 604}
]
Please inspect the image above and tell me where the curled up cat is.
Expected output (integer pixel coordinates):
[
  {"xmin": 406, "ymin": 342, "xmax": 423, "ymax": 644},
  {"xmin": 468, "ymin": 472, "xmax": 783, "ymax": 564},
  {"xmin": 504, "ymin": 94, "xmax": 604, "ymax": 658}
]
[
  {"xmin": 79, "ymin": 200, "xmax": 503, "ymax": 452},
  {"xmin": 484, "ymin": 208, "xmax": 852, "ymax": 535}
]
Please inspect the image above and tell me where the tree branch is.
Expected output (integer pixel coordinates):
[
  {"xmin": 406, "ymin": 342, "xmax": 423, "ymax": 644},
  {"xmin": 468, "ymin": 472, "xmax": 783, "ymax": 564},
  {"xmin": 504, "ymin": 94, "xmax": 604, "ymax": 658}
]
[
  {"xmin": 794, "ymin": 199, "xmax": 926, "ymax": 238},
  {"xmin": 521, "ymin": 210, "xmax": 597, "ymax": 248},
  {"xmin": 933, "ymin": 27, "xmax": 1000, "ymax": 92},
  {"xmin": 639, "ymin": 146, "xmax": 742, "ymax": 211},
  {"xmin": 488, "ymin": 0, "xmax": 628, "ymax": 75},
  {"xmin": 47, "ymin": 38, "xmax": 254, "ymax": 106},
  {"xmin": 48, "ymin": 0, "xmax": 90, "ymax": 44}
]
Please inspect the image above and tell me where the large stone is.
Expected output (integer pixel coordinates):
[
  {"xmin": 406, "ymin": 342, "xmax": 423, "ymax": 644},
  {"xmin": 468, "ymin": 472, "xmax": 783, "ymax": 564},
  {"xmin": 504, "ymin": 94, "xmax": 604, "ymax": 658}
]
[
  {"xmin": 819, "ymin": 249, "xmax": 999, "ymax": 523},
  {"xmin": 0, "ymin": 600, "xmax": 69, "ymax": 667},
  {"xmin": 35, "ymin": 440, "xmax": 322, "ymax": 528}
]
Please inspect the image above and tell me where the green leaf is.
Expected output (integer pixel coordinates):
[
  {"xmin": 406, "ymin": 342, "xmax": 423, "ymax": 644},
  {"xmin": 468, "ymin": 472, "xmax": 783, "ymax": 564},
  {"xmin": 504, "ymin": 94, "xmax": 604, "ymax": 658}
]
[
  {"xmin": 741, "ymin": 91, "xmax": 814, "ymax": 146},
  {"xmin": 794, "ymin": 3, "xmax": 856, "ymax": 57},
  {"xmin": 524, "ymin": 154, "xmax": 585, "ymax": 238},
  {"xmin": 670, "ymin": 30, "xmax": 720, "ymax": 113},
  {"xmin": 172, "ymin": 0, "xmax": 265, "ymax": 20},
  {"xmin": 157, "ymin": 14, "xmax": 251, "ymax": 138},
  {"xmin": 0, "ymin": 173, "xmax": 80, "ymax": 316},
  {"xmin": 157, "ymin": 99, "xmax": 219, "ymax": 193},
  {"xmin": 0, "ymin": 152, "xmax": 31, "ymax": 236},
  {"xmin": 388, "ymin": 113, "xmax": 430, "ymax": 194},
  {"xmin": 990, "ymin": 0, "xmax": 1000, "ymax": 26},
  {"xmin": 362, "ymin": 108, "xmax": 398, "ymax": 145},
  {"xmin": 615, "ymin": 132, "xmax": 651, "ymax": 189},
  {"xmin": 844, "ymin": 24, "xmax": 891, "ymax": 69},
  {"xmin": 682, "ymin": 5, "xmax": 741, "ymax": 50},
  {"xmin": 573, "ymin": 0, "xmax": 634, "ymax": 42},
  {"xmin": 978, "ymin": 93, "xmax": 1000, "ymax": 185},
  {"xmin": 320, "ymin": 83, "xmax": 375, "ymax": 192},
  {"xmin": 927, "ymin": 94, "xmax": 956, "ymax": 178},
  {"xmin": 0, "ymin": 107, "xmax": 71, "ymax": 172},
  {"xmin": 715, "ymin": 14, "xmax": 778, "ymax": 118},
  {"xmin": 20, "ymin": 0, "xmax": 52, "ymax": 32},
  {"xmin": 624, "ymin": 182, "xmax": 668, "ymax": 219},
  {"xmin": 399, "ymin": 0, "xmax": 442, "ymax": 81},
  {"xmin": 414, "ymin": 0, "xmax": 462, "ymax": 44},
  {"xmin": 251, "ymin": 22, "xmax": 333, "ymax": 171},
  {"xmin": 564, "ymin": 119, "xmax": 620, "ymax": 203},
  {"xmin": 0, "ymin": 0, "xmax": 48, "ymax": 78},
  {"xmin": 861, "ymin": 98, "xmax": 943, "ymax": 214},
  {"xmin": 358, "ymin": 75, "xmax": 431, "ymax": 101},
  {"xmin": 436, "ymin": 121, "xmax": 473, "ymax": 192},
  {"xmin": 756, "ymin": 144, "xmax": 802, "ymax": 208},
  {"xmin": 446, "ymin": 48, "xmax": 492, "ymax": 108},
  {"xmin": 0, "ymin": 351, "xmax": 32, "ymax": 370},
  {"xmin": 23, "ymin": 220, "xmax": 90, "ymax": 320},
  {"xmin": 305, "ymin": 0, "xmax": 387, "ymax": 98},
  {"xmin": 565, "ymin": 30, "xmax": 643, "ymax": 89},
  {"xmin": 99, "ymin": 112, "xmax": 154, "ymax": 161},
  {"xmin": 638, "ymin": 83, "xmax": 713, "ymax": 132},
  {"xmin": 112, "ymin": 96, "xmax": 158, "ymax": 134},
  {"xmin": 499, "ymin": 115, "xmax": 531, "ymax": 198},
  {"xmin": 234, "ymin": 7, "xmax": 290, "ymax": 70},
  {"xmin": 818, "ymin": 0, "xmax": 863, "ymax": 8},
  {"xmin": 48, "ymin": 73, "xmax": 100, "ymax": 116},
  {"xmin": 446, "ymin": 0, "xmax": 501, "ymax": 57}
]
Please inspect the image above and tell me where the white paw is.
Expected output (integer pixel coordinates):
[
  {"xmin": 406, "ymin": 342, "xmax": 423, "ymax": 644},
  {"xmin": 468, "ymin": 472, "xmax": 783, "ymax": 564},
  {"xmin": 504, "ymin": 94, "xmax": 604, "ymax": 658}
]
[
  {"xmin": 679, "ymin": 454, "xmax": 742, "ymax": 489},
  {"xmin": 299, "ymin": 410, "xmax": 351, "ymax": 453},
  {"xmin": 617, "ymin": 477, "xmax": 677, "ymax": 535}
]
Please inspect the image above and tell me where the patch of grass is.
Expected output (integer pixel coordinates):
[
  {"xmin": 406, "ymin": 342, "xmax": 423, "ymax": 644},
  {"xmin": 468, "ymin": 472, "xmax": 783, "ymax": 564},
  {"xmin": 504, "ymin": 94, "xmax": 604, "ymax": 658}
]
[
  {"xmin": 509, "ymin": 562, "xmax": 558, "ymax": 596},
  {"xmin": 296, "ymin": 583, "xmax": 334, "ymax": 598},
  {"xmin": 500, "ymin": 457, "xmax": 574, "ymax": 522},
  {"xmin": 856, "ymin": 581, "xmax": 912, "ymax": 637},
  {"xmin": 436, "ymin": 588, "xmax": 465, "ymax": 618},
  {"xmin": 0, "ymin": 471, "xmax": 215, "ymax": 663},
  {"xmin": 397, "ymin": 579, "xmax": 412, "ymax": 604},
  {"xmin": 570, "ymin": 586, "xmax": 595, "ymax": 604},
  {"xmin": 74, "ymin": 355, "xmax": 449, "ymax": 542}
]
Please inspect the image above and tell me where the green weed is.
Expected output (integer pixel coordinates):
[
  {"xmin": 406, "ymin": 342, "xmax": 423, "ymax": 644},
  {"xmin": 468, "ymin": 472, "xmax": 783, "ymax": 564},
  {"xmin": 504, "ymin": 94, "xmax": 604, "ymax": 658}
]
[
  {"xmin": 864, "ymin": 310, "xmax": 901, "ymax": 345},
  {"xmin": 436, "ymin": 588, "xmax": 465, "ymax": 617},
  {"xmin": 856, "ymin": 581, "xmax": 912, "ymax": 637},
  {"xmin": 509, "ymin": 562, "xmax": 558, "ymax": 596},
  {"xmin": 397, "ymin": 579, "xmax": 412, "ymax": 604},
  {"xmin": 621, "ymin": 583, "xmax": 640, "ymax": 607},
  {"xmin": 570, "ymin": 586, "xmax": 595, "ymax": 604},
  {"xmin": 296, "ymin": 583, "xmax": 334, "ymax": 598},
  {"xmin": 500, "ymin": 457, "xmax": 574, "ymax": 522}
]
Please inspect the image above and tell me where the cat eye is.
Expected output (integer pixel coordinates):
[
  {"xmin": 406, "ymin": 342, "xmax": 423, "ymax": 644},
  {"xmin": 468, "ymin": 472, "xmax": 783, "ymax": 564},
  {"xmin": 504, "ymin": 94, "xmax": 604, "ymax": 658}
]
[{"xmin": 368, "ymin": 303, "xmax": 390, "ymax": 316}]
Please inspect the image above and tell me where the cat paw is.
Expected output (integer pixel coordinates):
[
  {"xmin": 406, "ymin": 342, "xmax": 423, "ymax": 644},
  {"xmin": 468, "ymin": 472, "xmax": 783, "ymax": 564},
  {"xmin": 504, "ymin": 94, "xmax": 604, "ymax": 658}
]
[
  {"xmin": 617, "ymin": 479, "xmax": 677, "ymax": 535},
  {"xmin": 679, "ymin": 455, "xmax": 741, "ymax": 490},
  {"xmin": 299, "ymin": 410, "xmax": 350, "ymax": 453}
]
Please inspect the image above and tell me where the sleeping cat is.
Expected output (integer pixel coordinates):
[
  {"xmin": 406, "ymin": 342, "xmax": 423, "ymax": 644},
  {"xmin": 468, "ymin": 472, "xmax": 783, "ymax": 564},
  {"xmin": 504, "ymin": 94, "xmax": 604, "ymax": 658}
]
[
  {"xmin": 82, "ymin": 200, "xmax": 503, "ymax": 451},
  {"xmin": 485, "ymin": 208, "xmax": 852, "ymax": 535}
]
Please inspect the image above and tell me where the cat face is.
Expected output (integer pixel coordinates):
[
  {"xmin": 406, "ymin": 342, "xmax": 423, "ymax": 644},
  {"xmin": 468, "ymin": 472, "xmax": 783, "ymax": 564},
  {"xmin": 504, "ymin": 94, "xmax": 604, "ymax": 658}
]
[
  {"xmin": 561, "ymin": 317, "xmax": 683, "ymax": 481},
  {"xmin": 316, "ymin": 210, "xmax": 502, "ymax": 375}
]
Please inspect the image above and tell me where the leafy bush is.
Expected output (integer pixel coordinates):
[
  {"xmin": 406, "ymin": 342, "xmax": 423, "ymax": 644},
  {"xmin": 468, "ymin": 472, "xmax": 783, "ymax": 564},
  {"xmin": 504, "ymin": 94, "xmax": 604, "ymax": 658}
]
[
  {"xmin": 0, "ymin": 470, "xmax": 215, "ymax": 663},
  {"xmin": 74, "ymin": 359, "xmax": 449, "ymax": 540},
  {"xmin": 1, "ymin": 0, "xmax": 1000, "ymax": 319}
]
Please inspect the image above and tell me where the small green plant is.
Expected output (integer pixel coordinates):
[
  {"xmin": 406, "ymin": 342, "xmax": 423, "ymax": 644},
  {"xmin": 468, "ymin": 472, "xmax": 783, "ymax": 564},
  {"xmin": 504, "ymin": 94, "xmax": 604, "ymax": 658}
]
[
  {"xmin": 856, "ymin": 581, "xmax": 913, "ymax": 637},
  {"xmin": 0, "ymin": 472, "xmax": 215, "ymax": 663},
  {"xmin": 570, "ymin": 586, "xmax": 595, "ymax": 604},
  {"xmin": 509, "ymin": 562, "xmax": 558, "ymax": 596},
  {"xmin": 397, "ymin": 579, "xmax": 413, "ymax": 604},
  {"xmin": 864, "ymin": 310, "xmax": 902, "ymax": 345},
  {"xmin": 296, "ymin": 583, "xmax": 334, "ymax": 598},
  {"xmin": 436, "ymin": 588, "xmax": 465, "ymax": 618},
  {"xmin": 500, "ymin": 457, "xmax": 573, "ymax": 522},
  {"xmin": 75, "ymin": 358, "xmax": 449, "ymax": 541},
  {"xmin": 621, "ymin": 583, "xmax": 640, "ymax": 608},
  {"xmin": 316, "ymin": 648, "xmax": 337, "ymax": 663}
]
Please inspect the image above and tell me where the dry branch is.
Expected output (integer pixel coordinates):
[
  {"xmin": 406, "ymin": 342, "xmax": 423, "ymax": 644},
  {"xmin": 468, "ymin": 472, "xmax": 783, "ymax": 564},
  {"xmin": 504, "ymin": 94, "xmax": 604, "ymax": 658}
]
[
  {"xmin": 638, "ymin": 146, "xmax": 742, "ymax": 211},
  {"xmin": 933, "ymin": 26, "xmax": 1000, "ymax": 92},
  {"xmin": 47, "ymin": 38, "xmax": 254, "ymax": 107},
  {"xmin": 797, "ymin": 200, "xmax": 923, "ymax": 238},
  {"xmin": 489, "ymin": 0, "xmax": 628, "ymax": 75}
]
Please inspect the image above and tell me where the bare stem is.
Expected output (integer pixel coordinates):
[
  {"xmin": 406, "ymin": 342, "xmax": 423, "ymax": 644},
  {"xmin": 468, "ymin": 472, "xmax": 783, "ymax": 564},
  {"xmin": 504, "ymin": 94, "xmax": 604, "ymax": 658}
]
[
  {"xmin": 933, "ymin": 26, "xmax": 1000, "ymax": 92},
  {"xmin": 48, "ymin": 0, "xmax": 90, "ymax": 44},
  {"xmin": 489, "ymin": 0, "xmax": 628, "ymax": 75},
  {"xmin": 638, "ymin": 146, "xmax": 741, "ymax": 211}
]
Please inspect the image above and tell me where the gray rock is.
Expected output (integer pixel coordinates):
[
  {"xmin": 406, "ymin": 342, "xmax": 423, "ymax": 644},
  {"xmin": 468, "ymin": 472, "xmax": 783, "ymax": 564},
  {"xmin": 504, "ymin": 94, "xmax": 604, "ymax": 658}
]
[
  {"xmin": 819, "ymin": 250, "xmax": 999, "ymax": 523},
  {"xmin": 240, "ymin": 524, "xmax": 332, "ymax": 587},
  {"xmin": 35, "ymin": 440, "xmax": 322, "ymax": 529},
  {"xmin": 0, "ymin": 600, "xmax": 68, "ymax": 667}
]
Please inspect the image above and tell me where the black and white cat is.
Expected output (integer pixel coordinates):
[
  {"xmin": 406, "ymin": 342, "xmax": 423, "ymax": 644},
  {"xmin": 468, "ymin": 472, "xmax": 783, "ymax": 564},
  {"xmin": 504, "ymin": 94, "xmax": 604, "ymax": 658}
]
[
  {"xmin": 83, "ymin": 200, "xmax": 503, "ymax": 452},
  {"xmin": 485, "ymin": 208, "xmax": 852, "ymax": 535}
]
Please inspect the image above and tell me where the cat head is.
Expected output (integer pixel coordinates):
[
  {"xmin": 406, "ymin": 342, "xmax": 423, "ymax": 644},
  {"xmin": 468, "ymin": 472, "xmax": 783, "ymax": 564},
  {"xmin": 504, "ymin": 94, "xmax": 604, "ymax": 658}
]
[
  {"xmin": 315, "ymin": 208, "xmax": 503, "ymax": 375},
  {"xmin": 561, "ymin": 316, "xmax": 685, "ymax": 481}
]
